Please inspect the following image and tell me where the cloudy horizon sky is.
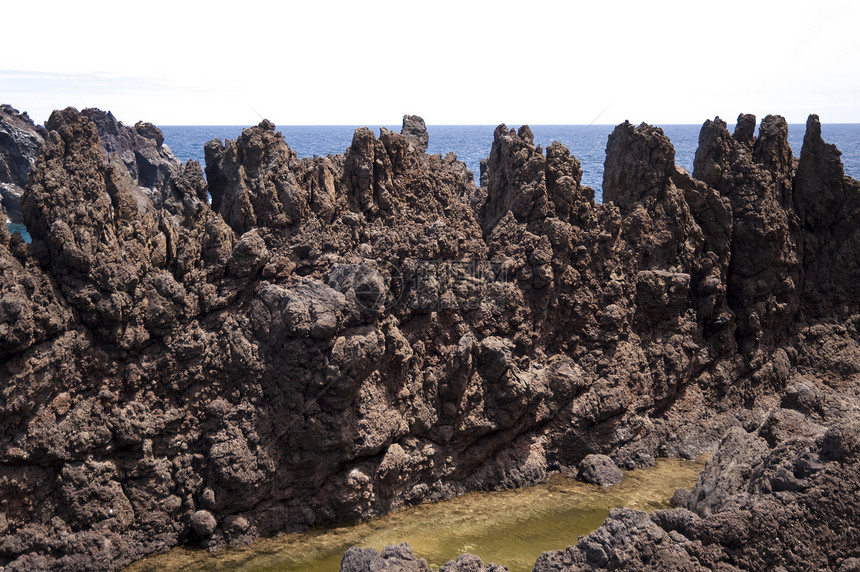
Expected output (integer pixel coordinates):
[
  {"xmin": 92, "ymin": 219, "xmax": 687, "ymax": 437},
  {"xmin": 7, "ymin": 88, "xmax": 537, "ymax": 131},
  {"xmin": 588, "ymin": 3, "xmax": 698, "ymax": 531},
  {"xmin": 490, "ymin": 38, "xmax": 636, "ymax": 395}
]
[{"xmin": 3, "ymin": 0, "xmax": 859, "ymax": 127}]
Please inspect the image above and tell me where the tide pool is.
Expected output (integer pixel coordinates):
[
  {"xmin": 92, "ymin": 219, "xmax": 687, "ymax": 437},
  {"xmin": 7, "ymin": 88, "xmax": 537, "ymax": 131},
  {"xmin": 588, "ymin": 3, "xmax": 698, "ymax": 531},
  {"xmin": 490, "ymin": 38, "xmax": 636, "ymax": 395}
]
[{"xmin": 125, "ymin": 457, "xmax": 704, "ymax": 572}]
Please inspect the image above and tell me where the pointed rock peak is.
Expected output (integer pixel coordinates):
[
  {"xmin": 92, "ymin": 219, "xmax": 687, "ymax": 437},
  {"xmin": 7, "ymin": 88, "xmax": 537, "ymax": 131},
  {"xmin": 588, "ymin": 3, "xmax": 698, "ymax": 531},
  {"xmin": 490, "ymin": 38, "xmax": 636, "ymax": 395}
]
[
  {"xmin": 80, "ymin": 107, "xmax": 124, "ymax": 138},
  {"xmin": 796, "ymin": 113, "xmax": 847, "ymax": 227},
  {"xmin": 401, "ymin": 115, "xmax": 428, "ymax": 153},
  {"xmin": 804, "ymin": 113, "xmax": 822, "ymax": 142},
  {"xmin": 350, "ymin": 126, "xmax": 377, "ymax": 151},
  {"xmin": 517, "ymin": 125, "xmax": 534, "ymax": 145},
  {"xmin": 235, "ymin": 120, "xmax": 291, "ymax": 158},
  {"xmin": 693, "ymin": 117, "xmax": 734, "ymax": 186},
  {"xmin": 134, "ymin": 121, "xmax": 165, "ymax": 147},
  {"xmin": 1, "ymin": 104, "xmax": 42, "ymax": 131},
  {"xmin": 706, "ymin": 116, "xmax": 728, "ymax": 132},
  {"xmin": 798, "ymin": 113, "xmax": 844, "ymax": 174},
  {"xmin": 603, "ymin": 120, "xmax": 675, "ymax": 212},
  {"xmin": 734, "ymin": 113, "xmax": 756, "ymax": 146},
  {"xmin": 753, "ymin": 115, "xmax": 792, "ymax": 175},
  {"xmin": 759, "ymin": 114, "xmax": 788, "ymax": 138}
]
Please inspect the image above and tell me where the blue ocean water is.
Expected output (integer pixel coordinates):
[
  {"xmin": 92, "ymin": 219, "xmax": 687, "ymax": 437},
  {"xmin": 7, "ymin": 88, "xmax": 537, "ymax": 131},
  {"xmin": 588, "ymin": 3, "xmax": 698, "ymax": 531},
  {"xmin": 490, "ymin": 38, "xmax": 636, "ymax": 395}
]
[{"xmin": 6, "ymin": 123, "xmax": 860, "ymax": 243}]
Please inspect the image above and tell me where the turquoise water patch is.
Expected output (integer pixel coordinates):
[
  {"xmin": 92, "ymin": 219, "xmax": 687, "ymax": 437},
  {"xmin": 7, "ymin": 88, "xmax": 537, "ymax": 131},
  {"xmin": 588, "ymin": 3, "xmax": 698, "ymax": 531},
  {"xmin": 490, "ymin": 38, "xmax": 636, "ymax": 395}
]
[{"xmin": 5, "ymin": 222, "xmax": 31, "ymax": 243}]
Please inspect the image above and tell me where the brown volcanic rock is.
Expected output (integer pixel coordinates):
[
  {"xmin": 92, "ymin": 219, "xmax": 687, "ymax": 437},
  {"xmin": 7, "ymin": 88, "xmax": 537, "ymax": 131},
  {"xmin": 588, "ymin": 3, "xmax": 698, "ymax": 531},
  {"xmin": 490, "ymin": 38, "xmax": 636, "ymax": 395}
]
[
  {"xmin": 402, "ymin": 115, "xmax": 430, "ymax": 153},
  {"xmin": 21, "ymin": 108, "xmax": 172, "ymax": 348},
  {"xmin": 480, "ymin": 124, "xmax": 553, "ymax": 231},
  {"xmin": 577, "ymin": 454, "xmax": 623, "ymax": 486},
  {"xmin": 1, "ymin": 105, "xmax": 180, "ymax": 225},
  {"xmin": 694, "ymin": 114, "xmax": 800, "ymax": 362},
  {"xmin": 341, "ymin": 544, "xmax": 432, "ymax": 572},
  {"xmin": 80, "ymin": 108, "xmax": 180, "ymax": 202},
  {"xmin": 204, "ymin": 119, "xmax": 305, "ymax": 233},
  {"xmin": 0, "ymin": 206, "xmax": 73, "ymax": 358},
  {"xmin": 793, "ymin": 114, "xmax": 860, "ymax": 321},
  {"xmin": 0, "ymin": 109, "xmax": 859, "ymax": 572},
  {"xmin": 603, "ymin": 121, "xmax": 676, "ymax": 212},
  {"xmin": 532, "ymin": 415, "xmax": 860, "ymax": 572},
  {"xmin": 0, "ymin": 105, "xmax": 45, "ymax": 187},
  {"xmin": 340, "ymin": 544, "xmax": 508, "ymax": 572}
]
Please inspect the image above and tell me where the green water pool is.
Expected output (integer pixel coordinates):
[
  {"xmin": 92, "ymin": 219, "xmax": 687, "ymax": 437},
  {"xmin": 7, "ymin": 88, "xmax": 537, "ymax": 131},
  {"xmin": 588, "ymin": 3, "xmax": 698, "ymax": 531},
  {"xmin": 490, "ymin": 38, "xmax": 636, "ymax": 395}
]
[{"xmin": 125, "ymin": 457, "xmax": 704, "ymax": 572}]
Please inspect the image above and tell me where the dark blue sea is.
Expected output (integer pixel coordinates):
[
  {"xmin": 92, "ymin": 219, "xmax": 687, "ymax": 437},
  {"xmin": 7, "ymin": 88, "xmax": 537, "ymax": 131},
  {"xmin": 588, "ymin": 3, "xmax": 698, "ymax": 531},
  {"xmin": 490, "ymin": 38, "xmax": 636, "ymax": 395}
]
[{"xmin": 6, "ymin": 123, "xmax": 860, "ymax": 243}]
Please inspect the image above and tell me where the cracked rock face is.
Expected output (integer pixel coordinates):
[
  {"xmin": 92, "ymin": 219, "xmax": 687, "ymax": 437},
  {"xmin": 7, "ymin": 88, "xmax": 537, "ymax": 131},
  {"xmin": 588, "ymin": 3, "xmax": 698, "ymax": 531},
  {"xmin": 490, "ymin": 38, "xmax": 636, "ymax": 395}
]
[{"xmin": 1, "ymin": 109, "xmax": 859, "ymax": 572}]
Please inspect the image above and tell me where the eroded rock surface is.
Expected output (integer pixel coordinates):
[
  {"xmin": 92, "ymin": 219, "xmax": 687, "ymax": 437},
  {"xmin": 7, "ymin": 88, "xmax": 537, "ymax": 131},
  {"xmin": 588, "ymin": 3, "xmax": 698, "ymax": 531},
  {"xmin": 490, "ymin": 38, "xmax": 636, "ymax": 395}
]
[
  {"xmin": 532, "ymin": 412, "xmax": 860, "ymax": 571},
  {"xmin": 80, "ymin": 108, "xmax": 181, "ymax": 206},
  {"xmin": 0, "ymin": 110, "xmax": 858, "ymax": 572},
  {"xmin": 0, "ymin": 105, "xmax": 181, "ymax": 224}
]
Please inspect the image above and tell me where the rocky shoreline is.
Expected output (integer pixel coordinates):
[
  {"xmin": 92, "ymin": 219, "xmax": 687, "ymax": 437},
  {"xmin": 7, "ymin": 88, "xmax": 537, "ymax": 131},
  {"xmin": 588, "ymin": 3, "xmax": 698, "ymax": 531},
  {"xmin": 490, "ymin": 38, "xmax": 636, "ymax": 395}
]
[{"xmin": 0, "ymin": 107, "xmax": 858, "ymax": 571}]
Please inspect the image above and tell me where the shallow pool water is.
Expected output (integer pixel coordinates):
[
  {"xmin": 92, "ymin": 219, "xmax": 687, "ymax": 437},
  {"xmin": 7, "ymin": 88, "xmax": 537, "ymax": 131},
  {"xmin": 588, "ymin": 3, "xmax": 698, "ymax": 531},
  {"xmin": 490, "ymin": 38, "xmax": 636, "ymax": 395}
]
[{"xmin": 125, "ymin": 457, "xmax": 704, "ymax": 572}]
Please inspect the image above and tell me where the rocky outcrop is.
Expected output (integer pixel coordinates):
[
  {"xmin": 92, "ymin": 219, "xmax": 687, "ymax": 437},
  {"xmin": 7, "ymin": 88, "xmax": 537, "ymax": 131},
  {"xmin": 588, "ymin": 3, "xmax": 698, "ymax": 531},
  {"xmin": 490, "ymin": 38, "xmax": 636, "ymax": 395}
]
[
  {"xmin": 694, "ymin": 115, "xmax": 799, "ymax": 362},
  {"xmin": 402, "ymin": 115, "xmax": 429, "ymax": 154},
  {"xmin": 0, "ymin": 105, "xmax": 46, "ymax": 223},
  {"xmin": 0, "ymin": 105, "xmax": 180, "ymax": 225},
  {"xmin": 531, "ymin": 399, "xmax": 860, "ymax": 571},
  {"xmin": 79, "ymin": 108, "xmax": 181, "ymax": 205},
  {"xmin": 793, "ymin": 114, "xmax": 860, "ymax": 322},
  {"xmin": 1, "ymin": 109, "xmax": 859, "ymax": 572},
  {"xmin": 347, "ymin": 400, "xmax": 860, "ymax": 571}
]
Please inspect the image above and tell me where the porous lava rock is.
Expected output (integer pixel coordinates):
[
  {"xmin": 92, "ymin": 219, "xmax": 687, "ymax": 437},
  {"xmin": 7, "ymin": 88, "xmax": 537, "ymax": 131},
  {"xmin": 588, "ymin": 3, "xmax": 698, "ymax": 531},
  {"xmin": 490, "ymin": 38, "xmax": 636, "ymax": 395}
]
[{"xmin": 0, "ymin": 109, "xmax": 858, "ymax": 572}]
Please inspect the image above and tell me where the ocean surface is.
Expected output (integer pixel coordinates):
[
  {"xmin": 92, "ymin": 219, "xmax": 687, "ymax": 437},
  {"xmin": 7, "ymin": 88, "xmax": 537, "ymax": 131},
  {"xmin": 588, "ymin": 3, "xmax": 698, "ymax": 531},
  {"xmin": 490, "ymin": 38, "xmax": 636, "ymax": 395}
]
[{"xmin": 6, "ymin": 123, "xmax": 860, "ymax": 243}]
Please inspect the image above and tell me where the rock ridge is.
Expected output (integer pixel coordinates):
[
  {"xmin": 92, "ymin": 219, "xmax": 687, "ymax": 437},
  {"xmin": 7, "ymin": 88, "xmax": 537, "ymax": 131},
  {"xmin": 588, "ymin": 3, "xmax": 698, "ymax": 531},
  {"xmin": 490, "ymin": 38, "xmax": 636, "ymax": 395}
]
[{"xmin": 0, "ymin": 109, "xmax": 858, "ymax": 572}]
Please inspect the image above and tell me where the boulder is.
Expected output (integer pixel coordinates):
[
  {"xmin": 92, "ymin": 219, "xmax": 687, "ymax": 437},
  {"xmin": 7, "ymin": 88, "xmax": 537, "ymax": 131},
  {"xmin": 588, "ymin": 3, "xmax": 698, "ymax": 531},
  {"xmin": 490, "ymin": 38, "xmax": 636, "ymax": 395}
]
[
  {"xmin": 577, "ymin": 454, "xmax": 623, "ymax": 487},
  {"xmin": 190, "ymin": 510, "xmax": 217, "ymax": 537}
]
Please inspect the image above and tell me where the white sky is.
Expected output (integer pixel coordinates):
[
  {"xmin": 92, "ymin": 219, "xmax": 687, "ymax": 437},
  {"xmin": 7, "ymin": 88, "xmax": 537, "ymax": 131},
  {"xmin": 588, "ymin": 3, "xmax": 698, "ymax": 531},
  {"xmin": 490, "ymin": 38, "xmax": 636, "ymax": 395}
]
[{"xmin": 2, "ymin": 0, "xmax": 859, "ymax": 126}]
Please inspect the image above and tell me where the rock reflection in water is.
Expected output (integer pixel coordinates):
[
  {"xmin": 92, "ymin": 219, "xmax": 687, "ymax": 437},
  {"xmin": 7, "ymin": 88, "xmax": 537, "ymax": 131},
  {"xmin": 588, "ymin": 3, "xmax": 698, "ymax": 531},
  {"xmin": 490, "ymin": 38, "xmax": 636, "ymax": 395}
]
[{"xmin": 125, "ymin": 457, "xmax": 704, "ymax": 572}]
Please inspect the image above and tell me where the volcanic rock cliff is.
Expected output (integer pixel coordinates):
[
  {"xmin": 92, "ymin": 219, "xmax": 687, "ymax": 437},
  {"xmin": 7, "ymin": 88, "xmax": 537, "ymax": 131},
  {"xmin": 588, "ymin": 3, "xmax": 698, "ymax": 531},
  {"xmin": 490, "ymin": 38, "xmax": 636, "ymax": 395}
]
[
  {"xmin": 0, "ymin": 105, "xmax": 180, "ymax": 225},
  {"xmin": 0, "ymin": 109, "xmax": 858, "ymax": 572}
]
